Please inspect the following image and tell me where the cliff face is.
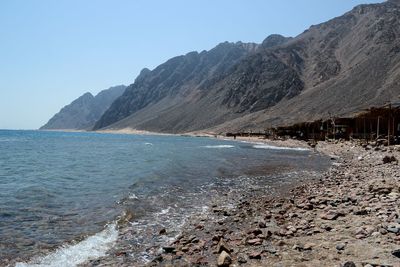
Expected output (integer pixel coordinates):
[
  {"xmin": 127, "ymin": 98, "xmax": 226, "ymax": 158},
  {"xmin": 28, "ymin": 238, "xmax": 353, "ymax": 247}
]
[
  {"xmin": 40, "ymin": 85, "xmax": 126, "ymax": 130},
  {"xmin": 96, "ymin": 0, "xmax": 400, "ymax": 133}
]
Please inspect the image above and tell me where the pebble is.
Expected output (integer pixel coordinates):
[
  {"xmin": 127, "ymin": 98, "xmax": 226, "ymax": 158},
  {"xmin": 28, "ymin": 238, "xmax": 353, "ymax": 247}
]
[
  {"xmin": 145, "ymin": 142, "xmax": 400, "ymax": 267},
  {"xmin": 336, "ymin": 243, "xmax": 346, "ymax": 251},
  {"xmin": 237, "ymin": 253, "xmax": 248, "ymax": 263},
  {"xmin": 342, "ymin": 261, "xmax": 356, "ymax": 267},
  {"xmin": 217, "ymin": 251, "xmax": 231, "ymax": 267},
  {"xmin": 248, "ymin": 251, "xmax": 262, "ymax": 259}
]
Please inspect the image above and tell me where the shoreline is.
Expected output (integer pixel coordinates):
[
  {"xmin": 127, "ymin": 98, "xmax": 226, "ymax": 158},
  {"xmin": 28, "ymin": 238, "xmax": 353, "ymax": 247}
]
[
  {"xmin": 15, "ymin": 131, "xmax": 400, "ymax": 266},
  {"xmin": 141, "ymin": 139, "xmax": 400, "ymax": 267}
]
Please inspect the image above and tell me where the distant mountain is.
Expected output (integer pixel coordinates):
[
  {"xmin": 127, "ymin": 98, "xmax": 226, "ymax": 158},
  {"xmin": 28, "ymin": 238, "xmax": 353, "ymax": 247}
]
[
  {"xmin": 40, "ymin": 85, "xmax": 126, "ymax": 130},
  {"xmin": 91, "ymin": 0, "xmax": 400, "ymax": 134}
]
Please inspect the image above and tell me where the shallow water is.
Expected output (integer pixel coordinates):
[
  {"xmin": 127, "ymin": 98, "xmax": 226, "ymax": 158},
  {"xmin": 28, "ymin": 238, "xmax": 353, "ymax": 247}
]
[{"xmin": 0, "ymin": 130, "xmax": 329, "ymax": 266}]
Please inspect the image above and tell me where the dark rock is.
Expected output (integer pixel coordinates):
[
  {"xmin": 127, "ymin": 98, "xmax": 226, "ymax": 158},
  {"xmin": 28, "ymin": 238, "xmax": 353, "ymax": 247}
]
[
  {"xmin": 248, "ymin": 251, "xmax": 262, "ymax": 259},
  {"xmin": 392, "ymin": 249, "xmax": 400, "ymax": 258},
  {"xmin": 383, "ymin": 155, "xmax": 397, "ymax": 164},
  {"xmin": 159, "ymin": 228, "xmax": 166, "ymax": 235},
  {"xmin": 152, "ymin": 255, "xmax": 163, "ymax": 263},
  {"xmin": 163, "ymin": 246, "xmax": 176, "ymax": 253},
  {"xmin": 249, "ymin": 229, "xmax": 263, "ymax": 236},
  {"xmin": 342, "ymin": 261, "xmax": 356, "ymax": 267},
  {"xmin": 353, "ymin": 209, "xmax": 368, "ymax": 215},
  {"xmin": 336, "ymin": 243, "xmax": 346, "ymax": 251},
  {"xmin": 387, "ymin": 226, "xmax": 400, "ymax": 234},
  {"xmin": 258, "ymin": 221, "xmax": 266, "ymax": 228}
]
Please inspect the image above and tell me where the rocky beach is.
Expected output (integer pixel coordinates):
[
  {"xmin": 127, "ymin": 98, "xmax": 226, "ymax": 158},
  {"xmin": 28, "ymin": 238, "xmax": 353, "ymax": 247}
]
[{"xmin": 137, "ymin": 138, "xmax": 400, "ymax": 267}]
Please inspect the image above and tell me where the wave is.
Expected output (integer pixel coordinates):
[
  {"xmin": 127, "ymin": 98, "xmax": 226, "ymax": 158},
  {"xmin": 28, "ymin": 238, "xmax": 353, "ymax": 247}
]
[
  {"xmin": 15, "ymin": 223, "xmax": 118, "ymax": 267},
  {"xmin": 252, "ymin": 144, "xmax": 309, "ymax": 151},
  {"xmin": 203, "ymin": 145, "xmax": 235, "ymax": 148}
]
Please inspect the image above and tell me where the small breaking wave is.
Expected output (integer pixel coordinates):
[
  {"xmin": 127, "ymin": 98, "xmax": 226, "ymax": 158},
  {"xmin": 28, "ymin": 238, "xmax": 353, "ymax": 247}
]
[
  {"xmin": 252, "ymin": 144, "xmax": 309, "ymax": 151},
  {"xmin": 203, "ymin": 145, "xmax": 235, "ymax": 149},
  {"xmin": 15, "ymin": 223, "xmax": 118, "ymax": 267}
]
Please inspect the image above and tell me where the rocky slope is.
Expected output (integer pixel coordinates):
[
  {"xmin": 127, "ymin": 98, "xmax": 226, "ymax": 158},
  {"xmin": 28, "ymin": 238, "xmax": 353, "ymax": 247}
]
[
  {"xmin": 93, "ymin": 41, "xmax": 261, "ymax": 131},
  {"xmin": 40, "ymin": 85, "xmax": 126, "ymax": 130},
  {"xmin": 93, "ymin": 0, "xmax": 400, "ymax": 134}
]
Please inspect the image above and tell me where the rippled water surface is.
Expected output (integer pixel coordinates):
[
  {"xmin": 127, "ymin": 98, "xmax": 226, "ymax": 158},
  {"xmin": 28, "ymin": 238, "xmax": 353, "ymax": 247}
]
[{"xmin": 0, "ymin": 130, "xmax": 329, "ymax": 266}]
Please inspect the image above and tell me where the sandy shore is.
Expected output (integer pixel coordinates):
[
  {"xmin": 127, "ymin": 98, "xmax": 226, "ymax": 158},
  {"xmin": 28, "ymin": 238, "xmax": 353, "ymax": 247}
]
[{"xmin": 140, "ymin": 139, "xmax": 400, "ymax": 267}]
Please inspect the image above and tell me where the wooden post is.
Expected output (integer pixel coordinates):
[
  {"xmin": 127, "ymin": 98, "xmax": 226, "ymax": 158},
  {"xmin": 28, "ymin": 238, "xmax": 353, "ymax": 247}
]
[
  {"xmin": 377, "ymin": 116, "xmax": 380, "ymax": 140},
  {"xmin": 388, "ymin": 103, "xmax": 391, "ymax": 146},
  {"xmin": 369, "ymin": 119, "xmax": 372, "ymax": 141},
  {"xmin": 363, "ymin": 117, "xmax": 366, "ymax": 143},
  {"xmin": 333, "ymin": 118, "xmax": 336, "ymax": 141}
]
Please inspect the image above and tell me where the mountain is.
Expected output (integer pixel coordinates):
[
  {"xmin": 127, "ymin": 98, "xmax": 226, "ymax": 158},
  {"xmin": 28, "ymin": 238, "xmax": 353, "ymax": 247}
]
[
  {"xmin": 95, "ymin": 0, "xmax": 400, "ymax": 134},
  {"xmin": 93, "ymin": 42, "xmax": 260, "ymax": 131},
  {"xmin": 40, "ymin": 85, "xmax": 126, "ymax": 130}
]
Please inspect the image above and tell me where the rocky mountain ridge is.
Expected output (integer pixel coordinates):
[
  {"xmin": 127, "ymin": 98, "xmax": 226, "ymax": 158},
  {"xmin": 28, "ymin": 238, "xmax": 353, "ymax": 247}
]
[
  {"xmin": 40, "ymin": 85, "xmax": 126, "ymax": 130},
  {"xmin": 45, "ymin": 0, "xmax": 400, "ymax": 134}
]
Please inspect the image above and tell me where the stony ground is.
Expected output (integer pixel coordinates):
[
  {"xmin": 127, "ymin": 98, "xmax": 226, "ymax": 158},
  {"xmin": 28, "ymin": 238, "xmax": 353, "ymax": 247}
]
[{"xmin": 145, "ymin": 140, "xmax": 400, "ymax": 267}]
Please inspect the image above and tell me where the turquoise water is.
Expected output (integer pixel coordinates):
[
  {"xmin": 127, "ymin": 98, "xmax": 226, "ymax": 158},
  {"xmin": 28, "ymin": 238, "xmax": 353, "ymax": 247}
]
[{"xmin": 0, "ymin": 130, "xmax": 327, "ymax": 266}]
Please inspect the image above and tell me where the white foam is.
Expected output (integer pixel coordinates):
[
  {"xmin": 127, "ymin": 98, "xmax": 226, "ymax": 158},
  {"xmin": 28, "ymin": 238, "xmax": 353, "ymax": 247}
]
[
  {"xmin": 203, "ymin": 145, "xmax": 235, "ymax": 148},
  {"xmin": 144, "ymin": 142, "xmax": 153, "ymax": 146},
  {"xmin": 158, "ymin": 207, "xmax": 171, "ymax": 215},
  {"xmin": 16, "ymin": 223, "xmax": 118, "ymax": 267},
  {"xmin": 128, "ymin": 193, "xmax": 139, "ymax": 199},
  {"xmin": 252, "ymin": 144, "xmax": 309, "ymax": 151}
]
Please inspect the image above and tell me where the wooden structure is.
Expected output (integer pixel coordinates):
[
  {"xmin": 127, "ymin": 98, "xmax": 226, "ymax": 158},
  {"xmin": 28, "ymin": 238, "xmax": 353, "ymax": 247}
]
[{"xmin": 226, "ymin": 102, "xmax": 400, "ymax": 145}]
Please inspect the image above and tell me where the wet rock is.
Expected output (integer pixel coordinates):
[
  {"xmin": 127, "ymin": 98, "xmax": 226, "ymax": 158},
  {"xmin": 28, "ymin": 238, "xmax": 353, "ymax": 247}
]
[
  {"xmin": 217, "ymin": 251, "xmax": 231, "ymax": 267},
  {"xmin": 159, "ymin": 228, "xmax": 166, "ymax": 235}
]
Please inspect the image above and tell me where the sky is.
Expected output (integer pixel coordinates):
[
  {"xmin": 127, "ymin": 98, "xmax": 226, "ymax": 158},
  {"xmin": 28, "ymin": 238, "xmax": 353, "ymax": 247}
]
[{"xmin": 0, "ymin": 0, "xmax": 384, "ymax": 129}]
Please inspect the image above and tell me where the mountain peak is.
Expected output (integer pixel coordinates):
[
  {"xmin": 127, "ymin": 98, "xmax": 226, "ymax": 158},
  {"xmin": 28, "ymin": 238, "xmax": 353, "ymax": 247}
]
[
  {"xmin": 261, "ymin": 34, "xmax": 292, "ymax": 48},
  {"xmin": 40, "ymin": 86, "xmax": 126, "ymax": 130}
]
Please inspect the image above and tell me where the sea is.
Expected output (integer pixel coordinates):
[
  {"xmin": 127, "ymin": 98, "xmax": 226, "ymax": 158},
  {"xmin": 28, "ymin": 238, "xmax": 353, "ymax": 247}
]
[{"xmin": 0, "ymin": 130, "xmax": 329, "ymax": 266}]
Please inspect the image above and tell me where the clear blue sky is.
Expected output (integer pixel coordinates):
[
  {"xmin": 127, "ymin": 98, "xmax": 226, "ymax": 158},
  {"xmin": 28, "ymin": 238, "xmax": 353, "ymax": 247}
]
[{"xmin": 0, "ymin": 0, "xmax": 384, "ymax": 129}]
